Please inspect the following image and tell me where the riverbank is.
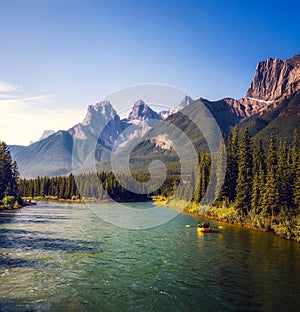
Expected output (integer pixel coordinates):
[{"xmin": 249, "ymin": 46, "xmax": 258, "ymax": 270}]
[
  {"xmin": 1, "ymin": 196, "xmax": 80, "ymax": 210},
  {"xmin": 22, "ymin": 196, "xmax": 84, "ymax": 203},
  {"xmin": 0, "ymin": 204, "xmax": 21, "ymax": 211},
  {"xmin": 153, "ymin": 197, "xmax": 300, "ymax": 242},
  {"xmin": 0, "ymin": 198, "xmax": 37, "ymax": 211}
]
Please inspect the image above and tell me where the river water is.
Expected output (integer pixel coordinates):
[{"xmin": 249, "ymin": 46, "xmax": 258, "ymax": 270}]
[{"xmin": 0, "ymin": 201, "xmax": 300, "ymax": 311}]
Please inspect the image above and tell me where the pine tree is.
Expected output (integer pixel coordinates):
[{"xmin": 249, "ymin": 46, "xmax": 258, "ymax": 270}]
[
  {"xmin": 0, "ymin": 142, "xmax": 20, "ymax": 201},
  {"xmin": 216, "ymin": 133, "xmax": 232, "ymax": 205},
  {"xmin": 10, "ymin": 161, "xmax": 20, "ymax": 199},
  {"xmin": 252, "ymin": 140, "xmax": 265, "ymax": 174},
  {"xmin": 291, "ymin": 130, "xmax": 299, "ymax": 209},
  {"xmin": 251, "ymin": 164, "xmax": 265, "ymax": 214},
  {"xmin": 200, "ymin": 152, "xmax": 211, "ymax": 203},
  {"xmin": 251, "ymin": 140, "xmax": 265, "ymax": 213},
  {"xmin": 291, "ymin": 130, "xmax": 298, "ymax": 172},
  {"xmin": 294, "ymin": 160, "xmax": 300, "ymax": 210},
  {"xmin": 193, "ymin": 154, "xmax": 202, "ymax": 204},
  {"xmin": 235, "ymin": 128, "xmax": 253, "ymax": 216},
  {"xmin": 33, "ymin": 177, "xmax": 41, "ymax": 198},
  {"xmin": 277, "ymin": 140, "xmax": 292, "ymax": 211},
  {"xmin": 214, "ymin": 137, "xmax": 227, "ymax": 205},
  {"xmin": 230, "ymin": 126, "xmax": 239, "ymax": 201},
  {"xmin": 261, "ymin": 134, "xmax": 279, "ymax": 218}
]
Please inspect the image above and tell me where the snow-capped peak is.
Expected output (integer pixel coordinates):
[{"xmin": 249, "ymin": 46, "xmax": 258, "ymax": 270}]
[{"xmin": 159, "ymin": 95, "xmax": 193, "ymax": 119}]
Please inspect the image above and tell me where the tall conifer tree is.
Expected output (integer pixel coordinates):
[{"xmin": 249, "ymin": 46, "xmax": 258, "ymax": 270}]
[{"xmin": 235, "ymin": 128, "xmax": 253, "ymax": 216}]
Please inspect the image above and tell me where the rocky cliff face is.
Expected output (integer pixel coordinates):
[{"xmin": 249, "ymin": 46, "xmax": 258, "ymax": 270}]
[
  {"xmin": 69, "ymin": 100, "xmax": 124, "ymax": 144},
  {"xmin": 246, "ymin": 55, "xmax": 300, "ymax": 101},
  {"xmin": 224, "ymin": 54, "xmax": 300, "ymax": 118},
  {"xmin": 127, "ymin": 100, "xmax": 162, "ymax": 121},
  {"xmin": 68, "ymin": 99, "xmax": 163, "ymax": 153}
]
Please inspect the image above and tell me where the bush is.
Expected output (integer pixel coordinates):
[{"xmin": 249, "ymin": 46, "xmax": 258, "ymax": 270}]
[{"xmin": 2, "ymin": 196, "xmax": 16, "ymax": 208}]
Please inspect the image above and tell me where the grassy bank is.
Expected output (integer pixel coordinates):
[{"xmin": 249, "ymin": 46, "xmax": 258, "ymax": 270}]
[{"xmin": 154, "ymin": 197, "xmax": 300, "ymax": 242}]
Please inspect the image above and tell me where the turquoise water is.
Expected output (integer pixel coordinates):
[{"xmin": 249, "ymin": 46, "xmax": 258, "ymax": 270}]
[{"xmin": 0, "ymin": 201, "xmax": 300, "ymax": 311}]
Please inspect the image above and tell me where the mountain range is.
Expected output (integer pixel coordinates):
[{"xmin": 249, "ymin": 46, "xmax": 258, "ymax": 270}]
[{"xmin": 11, "ymin": 54, "xmax": 300, "ymax": 178}]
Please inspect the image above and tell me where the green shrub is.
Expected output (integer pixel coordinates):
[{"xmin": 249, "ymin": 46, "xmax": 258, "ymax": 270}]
[{"xmin": 2, "ymin": 196, "xmax": 16, "ymax": 208}]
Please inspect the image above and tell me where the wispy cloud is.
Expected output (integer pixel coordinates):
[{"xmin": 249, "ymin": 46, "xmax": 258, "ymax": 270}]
[
  {"xmin": 0, "ymin": 83, "xmax": 85, "ymax": 145},
  {"xmin": 0, "ymin": 94, "xmax": 52, "ymax": 105},
  {"xmin": 0, "ymin": 94, "xmax": 20, "ymax": 99},
  {"xmin": 0, "ymin": 81, "xmax": 19, "ymax": 92}
]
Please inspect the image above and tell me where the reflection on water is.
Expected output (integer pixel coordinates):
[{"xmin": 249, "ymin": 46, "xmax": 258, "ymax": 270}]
[{"xmin": 0, "ymin": 201, "xmax": 300, "ymax": 311}]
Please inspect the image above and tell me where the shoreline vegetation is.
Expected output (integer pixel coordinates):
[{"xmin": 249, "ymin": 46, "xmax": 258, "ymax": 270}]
[
  {"xmin": 22, "ymin": 196, "xmax": 83, "ymax": 203},
  {"xmin": 153, "ymin": 197, "xmax": 300, "ymax": 241}
]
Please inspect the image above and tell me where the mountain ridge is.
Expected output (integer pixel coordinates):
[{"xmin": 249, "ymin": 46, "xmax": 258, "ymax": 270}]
[
  {"xmin": 223, "ymin": 54, "xmax": 300, "ymax": 118},
  {"xmin": 11, "ymin": 54, "xmax": 300, "ymax": 178},
  {"xmin": 127, "ymin": 100, "xmax": 162, "ymax": 121}
]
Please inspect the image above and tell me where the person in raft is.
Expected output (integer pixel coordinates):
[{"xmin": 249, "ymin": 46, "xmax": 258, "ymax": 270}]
[{"xmin": 198, "ymin": 222, "xmax": 210, "ymax": 228}]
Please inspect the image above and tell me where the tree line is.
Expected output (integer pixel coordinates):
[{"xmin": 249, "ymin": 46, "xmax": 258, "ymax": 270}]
[
  {"xmin": 19, "ymin": 172, "xmax": 153, "ymax": 202},
  {"xmin": 0, "ymin": 141, "xmax": 20, "ymax": 207}
]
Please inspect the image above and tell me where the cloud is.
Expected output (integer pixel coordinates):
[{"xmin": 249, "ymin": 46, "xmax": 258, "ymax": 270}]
[
  {"xmin": 0, "ymin": 81, "xmax": 19, "ymax": 92},
  {"xmin": 0, "ymin": 94, "xmax": 52, "ymax": 105},
  {"xmin": 0, "ymin": 99, "xmax": 85, "ymax": 145},
  {"xmin": 0, "ymin": 84, "xmax": 85, "ymax": 145}
]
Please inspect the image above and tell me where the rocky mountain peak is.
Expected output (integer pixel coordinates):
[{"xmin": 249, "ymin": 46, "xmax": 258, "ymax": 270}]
[
  {"xmin": 286, "ymin": 54, "xmax": 300, "ymax": 68},
  {"xmin": 128, "ymin": 100, "xmax": 161, "ymax": 121},
  {"xmin": 223, "ymin": 54, "xmax": 300, "ymax": 119},
  {"xmin": 159, "ymin": 95, "xmax": 193, "ymax": 119},
  {"xmin": 82, "ymin": 100, "xmax": 117, "ymax": 126},
  {"xmin": 246, "ymin": 55, "xmax": 300, "ymax": 102},
  {"xmin": 69, "ymin": 100, "xmax": 122, "ymax": 141},
  {"xmin": 178, "ymin": 95, "xmax": 193, "ymax": 110}
]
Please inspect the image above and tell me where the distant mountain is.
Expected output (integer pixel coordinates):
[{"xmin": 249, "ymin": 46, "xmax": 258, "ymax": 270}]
[
  {"xmin": 15, "ymin": 131, "xmax": 73, "ymax": 178},
  {"xmin": 15, "ymin": 101, "xmax": 122, "ymax": 178},
  {"xmin": 127, "ymin": 100, "xmax": 162, "ymax": 121},
  {"xmin": 14, "ymin": 98, "xmax": 173, "ymax": 177},
  {"xmin": 69, "ymin": 100, "xmax": 125, "ymax": 150},
  {"xmin": 39, "ymin": 130, "xmax": 55, "ymax": 141},
  {"xmin": 128, "ymin": 97, "xmax": 243, "ymax": 168},
  {"xmin": 13, "ymin": 54, "xmax": 300, "ymax": 178},
  {"xmin": 8, "ymin": 145, "xmax": 26, "ymax": 159},
  {"xmin": 159, "ymin": 95, "xmax": 193, "ymax": 119}
]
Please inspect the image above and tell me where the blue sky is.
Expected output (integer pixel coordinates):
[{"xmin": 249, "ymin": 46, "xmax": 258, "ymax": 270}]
[{"xmin": 0, "ymin": 0, "xmax": 299, "ymax": 144}]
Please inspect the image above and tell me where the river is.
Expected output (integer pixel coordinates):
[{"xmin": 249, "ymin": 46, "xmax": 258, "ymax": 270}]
[{"xmin": 0, "ymin": 201, "xmax": 300, "ymax": 311}]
